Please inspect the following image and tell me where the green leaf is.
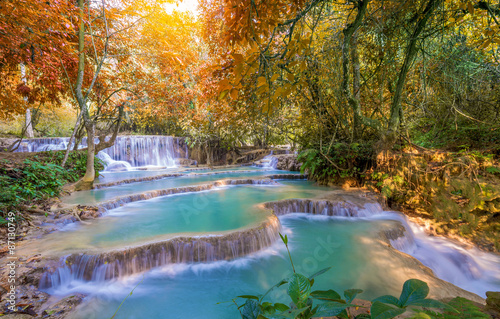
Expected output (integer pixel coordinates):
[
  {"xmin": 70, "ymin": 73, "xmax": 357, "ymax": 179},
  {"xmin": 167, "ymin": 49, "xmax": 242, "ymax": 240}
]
[
  {"xmin": 371, "ymin": 301, "xmax": 406, "ymax": 319},
  {"xmin": 261, "ymin": 279, "xmax": 288, "ymax": 301},
  {"xmin": 408, "ymin": 313, "xmax": 433, "ymax": 319},
  {"xmin": 268, "ymin": 307, "xmax": 310, "ymax": 319},
  {"xmin": 372, "ymin": 295, "xmax": 400, "ymax": 306},
  {"xmin": 287, "ymin": 273, "xmax": 311, "ymax": 306},
  {"xmin": 314, "ymin": 301, "xmax": 352, "ymax": 317},
  {"xmin": 242, "ymin": 299, "xmax": 262, "ymax": 319},
  {"xmin": 279, "ymin": 233, "xmax": 288, "ymax": 245},
  {"xmin": 398, "ymin": 279, "xmax": 430, "ymax": 307},
  {"xmin": 408, "ymin": 299, "xmax": 452, "ymax": 309},
  {"xmin": 238, "ymin": 295, "xmax": 260, "ymax": 300},
  {"xmin": 445, "ymin": 297, "xmax": 491, "ymax": 318},
  {"xmin": 310, "ymin": 289, "xmax": 342, "ymax": 301},
  {"xmin": 344, "ymin": 289, "xmax": 363, "ymax": 304},
  {"xmin": 261, "ymin": 302, "xmax": 276, "ymax": 314},
  {"xmin": 308, "ymin": 267, "xmax": 331, "ymax": 280},
  {"xmin": 273, "ymin": 303, "xmax": 289, "ymax": 312}
]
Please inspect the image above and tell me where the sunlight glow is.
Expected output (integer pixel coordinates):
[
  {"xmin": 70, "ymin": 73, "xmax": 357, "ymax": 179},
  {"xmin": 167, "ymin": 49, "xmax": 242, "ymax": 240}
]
[{"xmin": 164, "ymin": 0, "xmax": 198, "ymax": 15}]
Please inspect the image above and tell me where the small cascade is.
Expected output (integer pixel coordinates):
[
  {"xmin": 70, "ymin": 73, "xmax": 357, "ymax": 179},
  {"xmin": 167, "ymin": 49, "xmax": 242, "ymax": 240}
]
[
  {"xmin": 15, "ymin": 137, "xmax": 71, "ymax": 152},
  {"xmin": 381, "ymin": 213, "xmax": 497, "ymax": 290},
  {"xmin": 96, "ymin": 152, "xmax": 132, "ymax": 172},
  {"xmin": 40, "ymin": 216, "xmax": 281, "ymax": 288},
  {"xmin": 265, "ymin": 174, "xmax": 307, "ymax": 180},
  {"xmin": 94, "ymin": 173, "xmax": 183, "ymax": 189},
  {"xmin": 263, "ymin": 198, "xmax": 500, "ymax": 296},
  {"xmin": 263, "ymin": 198, "xmax": 385, "ymax": 217},
  {"xmin": 14, "ymin": 136, "xmax": 187, "ymax": 170},
  {"xmin": 260, "ymin": 152, "xmax": 279, "ymax": 169}
]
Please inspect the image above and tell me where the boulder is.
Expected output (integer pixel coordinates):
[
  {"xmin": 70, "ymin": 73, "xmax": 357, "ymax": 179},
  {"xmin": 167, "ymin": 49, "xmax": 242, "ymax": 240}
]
[{"xmin": 274, "ymin": 154, "xmax": 302, "ymax": 171}]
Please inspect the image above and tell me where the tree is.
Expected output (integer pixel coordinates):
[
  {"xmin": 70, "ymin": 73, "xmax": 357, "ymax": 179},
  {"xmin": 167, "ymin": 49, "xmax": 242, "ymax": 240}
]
[{"xmin": 0, "ymin": 0, "xmax": 77, "ymax": 146}]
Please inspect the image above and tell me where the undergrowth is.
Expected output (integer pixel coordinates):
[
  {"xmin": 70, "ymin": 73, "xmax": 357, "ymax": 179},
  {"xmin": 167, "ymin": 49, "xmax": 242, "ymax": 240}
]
[
  {"xmin": 0, "ymin": 151, "xmax": 104, "ymax": 223},
  {"xmin": 298, "ymin": 142, "xmax": 500, "ymax": 251}
]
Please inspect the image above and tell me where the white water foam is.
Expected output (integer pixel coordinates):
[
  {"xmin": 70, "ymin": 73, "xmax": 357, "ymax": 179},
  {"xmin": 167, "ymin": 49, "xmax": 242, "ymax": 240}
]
[{"xmin": 14, "ymin": 136, "xmax": 184, "ymax": 170}]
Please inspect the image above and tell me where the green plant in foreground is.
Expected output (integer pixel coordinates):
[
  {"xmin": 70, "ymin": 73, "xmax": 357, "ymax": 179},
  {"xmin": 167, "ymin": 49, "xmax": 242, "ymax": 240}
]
[
  {"xmin": 370, "ymin": 279, "xmax": 456, "ymax": 319},
  {"xmin": 410, "ymin": 296, "xmax": 491, "ymax": 319},
  {"xmin": 228, "ymin": 234, "xmax": 461, "ymax": 319}
]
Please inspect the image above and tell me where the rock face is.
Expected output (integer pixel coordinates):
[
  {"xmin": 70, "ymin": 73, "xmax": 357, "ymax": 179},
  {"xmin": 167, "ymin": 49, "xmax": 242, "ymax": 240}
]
[
  {"xmin": 274, "ymin": 154, "xmax": 301, "ymax": 171},
  {"xmin": 0, "ymin": 138, "xmax": 17, "ymax": 151}
]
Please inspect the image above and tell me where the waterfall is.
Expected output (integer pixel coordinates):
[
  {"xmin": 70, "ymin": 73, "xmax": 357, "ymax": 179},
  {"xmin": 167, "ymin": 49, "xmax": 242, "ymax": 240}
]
[
  {"xmin": 14, "ymin": 136, "xmax": 187, "ymax": 170},
  {"xmin": 15, "ymin": 137, "xmax": 71, "ymax": 152},
  {"xmin": 376, "ymin": 212, "xmax": 500, "ymax": 294},
  {"xmin": 40, "ymin": 216, "xmax": 281, "ymax": 289},
  {"xmin": 39, "ymin": 195, "xmax": 500, "ymax": 298},
  {"xmin": 262, "ymin": 198, "xmax": 500, "ymax": 297},
  {"xmin": 259, "ymin": 152, "xmax": 278, "ymax": 169}
]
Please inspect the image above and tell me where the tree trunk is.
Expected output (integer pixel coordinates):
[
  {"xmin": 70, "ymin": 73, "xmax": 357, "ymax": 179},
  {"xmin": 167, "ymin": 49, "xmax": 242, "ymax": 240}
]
[
  {"xmin": 61, "ymin": 110, "xmax": 83, "ymax": 167},
  {"xmin": 384, "ymin": 0, "xmax": 442, "ymax": 147},
  {"xmin": 205, "ymin": 143, "xmax": 212, "ymax": 166},
  {"xmin": 351, "ymin": 34, "xmax": 361, "ymax": 140},
  {"xmin": 341, "ymin": 0, "xmax": 381, "ymax": 135},
  {"xmin": 73, "ymin": 0, "xmax": 95, "ymax": 190},
  {"xmin": 21, "ymin": 63, "xmax": 34, "ymax": 138},
  {"xmin": 75, "ymin": 120, "xmax": 96, "ymax": 191},
  {"xmin": 25, "ymin": 109, "xmax": 34, "ymax": 138}
]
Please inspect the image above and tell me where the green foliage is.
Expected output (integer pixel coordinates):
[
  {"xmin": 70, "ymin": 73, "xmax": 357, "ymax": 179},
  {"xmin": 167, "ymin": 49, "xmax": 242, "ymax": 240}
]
[
  {"xmin": 228, "ymin": 234, "xmax": 358, "ymax": 319},
  {"xmin": 50, "ymin": 151, "xmax": 105, "ymax": 182},
  {"xmin": 371, "ymin": 279, "xmax": 457, "ymax": 318},
  {"xmin": 410, "ymin": 297, "xmax": 491, "ymax": 319},
  {"xmin": 412, "ymin": 124, "xmax": 500, "ymax": 151},
  {"xmin": 485, "ymin": 166, "xmax": 500, "ymax": 175},
  {"xmin": 0, "ymin": 152, "xmax": 105, "ymax": 217},
  {"xmin": 226, "ymin": 236, "xmax": 469, "ymax": 319},
  {"xmin": 298, "ymin": 143, "xmax": 373, "ymax": 182}
]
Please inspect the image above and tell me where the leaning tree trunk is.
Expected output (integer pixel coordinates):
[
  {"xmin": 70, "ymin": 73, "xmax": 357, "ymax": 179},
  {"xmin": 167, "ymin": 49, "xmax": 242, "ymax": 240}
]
[
  {"xmin": 75, "ymin": 120, "xmax": 96, "ymax": 191},
  {"xmin": 351, "ymin": 33, "xmax": 361, "ymax": 140},
  {"xmin": 382, "ymin": 0, "xmax": 442, "ymax": 149},
  {"xmin": 73, "ymin": 0, "xmax": 95, "ymax": 191}
]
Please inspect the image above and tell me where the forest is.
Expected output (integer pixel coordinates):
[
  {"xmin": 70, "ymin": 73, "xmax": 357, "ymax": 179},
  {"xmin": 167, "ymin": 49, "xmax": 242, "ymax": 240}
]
[{"xmin": 0, "ymin": 0, "xmax": 500, "ymax": 318}]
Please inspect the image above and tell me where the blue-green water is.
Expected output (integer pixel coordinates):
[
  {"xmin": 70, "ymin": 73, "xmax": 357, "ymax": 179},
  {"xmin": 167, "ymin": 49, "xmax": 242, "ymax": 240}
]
[
  {"xmin": 63, "ymin": 216, "xmax": 409, "ymax": 319},
  {"xmin": 50, "ymin": 181, "xmax": 330, "ymax": 251},
  {"xmin": 66, "ymin": 169, "xmax": 296, "ymax": 205},
  {"xmin": 40, "ymin": 167, "xmax": 500, "ymax": 319}
]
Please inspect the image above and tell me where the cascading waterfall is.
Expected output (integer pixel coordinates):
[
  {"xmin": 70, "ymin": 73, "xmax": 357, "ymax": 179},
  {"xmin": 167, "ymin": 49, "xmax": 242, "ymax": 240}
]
[
  {"xmin": 40, "ymin": 216, "xmax": 281, "ymax": 289},
  {"xmin": 14, "ymin": 136, "xmax": 187, "ymax": 170},
  {"xmin": 15, "ymin": 137, "xmax": 71, "ymax": 152},
  {"xmin": 372, "ymin": 212, "xmax": 500, "ymax": 294},
  {"xmin": 260, "ymin": 152, "xmax": 279, "ymax": 169},
  {"xmin": 103, "ymin": 136, "xmax": 177, "ymax": 168},
  {"xmin": 35, "ymin": 173, "xmax": 500, "ymax": 306},
  {"xmin": 263, "ymin": 198, "xmax": 500, "ymax": 297}
]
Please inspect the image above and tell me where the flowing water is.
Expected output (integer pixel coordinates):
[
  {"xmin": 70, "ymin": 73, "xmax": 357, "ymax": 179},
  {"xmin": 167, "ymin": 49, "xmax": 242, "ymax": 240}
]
[
  {"xmin": 24, "ymin": 138, "xmax": 500, "ymax": 318},
  {"xmin": 57, "ymin": 217, "xmax": 412, "ymax": 319},
  {"xmin": 15, "ymin": 136, "xmax": 186, "ymax": 170}
]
